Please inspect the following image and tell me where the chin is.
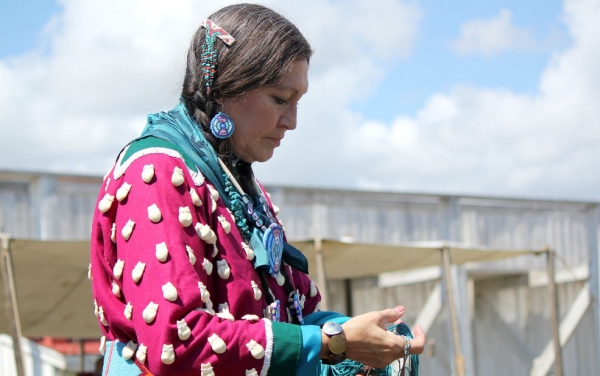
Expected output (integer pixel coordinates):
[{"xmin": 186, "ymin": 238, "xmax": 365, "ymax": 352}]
[{"xmin": 254, "ymin": 151, "xmax": 275, "ymax": 163}]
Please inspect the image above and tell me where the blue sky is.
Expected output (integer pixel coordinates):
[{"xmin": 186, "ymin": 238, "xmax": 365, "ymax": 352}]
[
  {"xmin": 1, "ymin": 0, "xmax": 566, "ymax": 120},
  {"xmin": 1, "ymin": 0, "xmax": 599, "ymax": 201},
  {"xmin": 0, "ymin": 0, "xmax": 62, "ymax": 58},
  {"xmin": 355, "ymin": 0, "xmax": 569, "ymax": 120}
]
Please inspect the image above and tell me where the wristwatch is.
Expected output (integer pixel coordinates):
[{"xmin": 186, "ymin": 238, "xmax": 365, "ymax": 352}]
[{"xmin": 321, "ymin": 321, "xmax": 347, "ymax": 365}]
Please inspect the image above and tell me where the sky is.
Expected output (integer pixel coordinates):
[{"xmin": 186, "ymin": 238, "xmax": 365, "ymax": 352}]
[{"xmin": 1, "ymin": 0, "xmax": 599, "ymax": 201}]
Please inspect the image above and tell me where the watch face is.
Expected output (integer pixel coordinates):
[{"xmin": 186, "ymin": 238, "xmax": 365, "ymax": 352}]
[
  {"xmin": 323, "ymin": 321, "xmax": 343, "ymax": 336},
  {"xmin": 329, "ymin": 334, "xmax": 348, "ymax": 355}
]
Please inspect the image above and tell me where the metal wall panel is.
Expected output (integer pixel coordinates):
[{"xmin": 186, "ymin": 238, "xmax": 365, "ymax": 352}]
[
  {"xmin": 0, "ymin": 182, "xmax": 33, "ymax": 238},
  {"xmin": 1, "ymin": 173, "xmax": 598, "ymax": 375}
]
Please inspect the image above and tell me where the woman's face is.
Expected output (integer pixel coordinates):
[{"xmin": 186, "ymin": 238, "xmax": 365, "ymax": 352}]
[{"xmin": 222, "ymin": 59, "xmax": 309, "ymax": 163}]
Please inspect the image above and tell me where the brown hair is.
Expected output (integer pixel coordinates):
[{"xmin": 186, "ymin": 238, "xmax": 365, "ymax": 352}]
[
  {"xmin": 181, "ymin": 3, "xmax": 312, "ymax": 165},
  {"xmin": 181, "ymin": 4, "xmax": 312, "ymax": 321}
]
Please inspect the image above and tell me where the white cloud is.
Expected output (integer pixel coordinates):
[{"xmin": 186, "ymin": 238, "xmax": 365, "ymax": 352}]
[
  {"xmin": 448, "ymin": 9, "xmax": 534, "ymax": 57},
  {"xmin": 346, "ymin": 0, "xmax": 600, "ymax": 200},
  {"xmin": 1, "ymin": 0, "xmax": 599, "ymax": 201},
  {"xmin": 0, "ymin": 0, "xmax": 421, "ymax": 176}
]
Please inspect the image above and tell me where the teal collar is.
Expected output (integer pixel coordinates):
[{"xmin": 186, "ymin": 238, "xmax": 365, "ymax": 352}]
[{"xmin": 137, "ymin": 103, "xmax": 309, "ymax": 274}]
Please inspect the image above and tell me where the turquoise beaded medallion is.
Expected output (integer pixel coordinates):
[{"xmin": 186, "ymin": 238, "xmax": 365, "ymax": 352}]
[
  {"xmin": 210, "ymin": 112, "xmax": 235, "ymax": 139},
  {"xmin": 264, "ymin": 223, "xmax": 284, "ymax": 276}
]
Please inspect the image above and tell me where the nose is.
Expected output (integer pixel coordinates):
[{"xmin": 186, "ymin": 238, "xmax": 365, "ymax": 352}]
[{"xmin": 279, "ymin": 104, "xmax": 298, "ymax": 130}]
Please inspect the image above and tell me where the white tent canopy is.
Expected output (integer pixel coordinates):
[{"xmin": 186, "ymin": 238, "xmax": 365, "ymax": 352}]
[
  {"xmin": 1, "ymin": 236, "xmax": 550, "ymax": 376},
  {"xmin": 293, "ymin": 238, "xmax": 534, "ymax": 280},
  {"xmin": 1, "ymin": 237, "xmax": 537, "ymax": 339}
]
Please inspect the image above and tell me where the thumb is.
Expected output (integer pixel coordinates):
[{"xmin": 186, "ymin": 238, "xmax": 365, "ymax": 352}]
[
  {"xmin": 378, "ymin": 306, "xmax": 405, "ymax": 326},
  {"xmin": 413, "ymin": 324, "xmax": 425, "ymax": 338}
]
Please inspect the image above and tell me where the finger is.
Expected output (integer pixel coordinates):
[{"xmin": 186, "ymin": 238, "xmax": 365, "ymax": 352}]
[
  {"xmin": 413, "ymin": 323, "xmax": 425, "ymax": 337},
  {"xmin": 394, "ymin": 318, "xmax": 404, "ymax": 325},
  {"xmin": 410, "ymin": 324, "xmax": 426, "ymax": 354},
  {"xmin": 378, "ymin": 306, "xmax": 404, "ymax": 326}
]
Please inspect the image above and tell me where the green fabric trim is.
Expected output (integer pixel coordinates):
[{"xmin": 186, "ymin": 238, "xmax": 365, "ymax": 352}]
[
  {"xmin": 269, "ymin": 321, "xmax": 302, "ymax": 376},
  {"xmin": 121, "ymin": 136, "xmax": 196, "ymax": 171}
]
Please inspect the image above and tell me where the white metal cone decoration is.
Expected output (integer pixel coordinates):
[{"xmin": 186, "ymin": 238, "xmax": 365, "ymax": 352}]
[
  {"xmin": 195, "ymin": 223, "xmax": 217, "ymax": 244},
  {"xmin": 132, "ymin": 262, "xmax": 146, "ymax": 282},
  {"xmin": 212, "ymin": 244, "xmax": 218, "ymax": 258},
  {"xmin": 272, "ymin": 204, "xmax": 280, "ymax": 216},
  {"xmin": 202, "ymin": 258, "xmax": 213, "ymax": 275},
  {"xmin": 309, "ymin": 281, "xmax": 318, "ymax": 297},
  {"xmin": 198, "ymin": 281, "xmax": 210, "ymax": 302},
  {"xmin": 156, "ymin": 242, "xmax": 169, "ymax": 262},
  {"xmin": 217, "ymin": 259, "xmax": 230, "ymax": 280},
  {"xmin": 136, "ymin": 344, "xmax": 147, "ymax": 364},
  {"xmin": 124, "ymin": 302, "xmax": 133, "ymax": 320},
  {"xmin": 116, "ymin": 182, "xmax": 132, "ymax": 202},
  {"xmin": 111, "ymin": 281, "xmax": 121, "ymax": 297},
  {"xmin": 98, "ymin": 306, "xmax": 108, "ymax": 326},
  {"xmin": 99, "ymin": 336, "xmax": 106, "ymax": 356},
  {"xmin": 161, "ymin": 344, "xmax": 175, "ymax": 365},
  {"xmin": 186, "ymin": 245, "xmax": 197, "ymax": 265},
  {"xmin": 122, "ymin": 341, "xmax": 137, "ymax": 360},
  {"xmin": 251, "ymin": 281, "xmax": 262, "ymax": 301},
  {"xmin": 162, "ymin": 282, "xmax": 178, "ymax": 302},
  {"xmin": 208, "ymin": 334, "xmax": 226, "ymax": 354},
  {"xmin": 208, "ymin": 184, "xmax": 219, "ymax": 201},
  {"xmin": 113, "ymin": 259, "xmax": 124, "ymax": 280},
  {"xmin": 98, "ymin": 193, "xmax": 114, "ymax": 213},
  {"xmin": 211, "ymin": 198, "xmax": 218, "ymax": 213},
  {"xmin": 218, "ymin": 215, "xmax": 231, "ymax": 234},
  {"xmin": 201, "ymin": 363, "xmax": 215, "ymax": 376},
  {"xmin": 217, "ymin": 303, "xmax": 234, "ymax": 322},
  {"xmin": 246, "ymin": 340, "xmax": 265, "ymax": 359},
  {"xmin": 172, "ymin": 166, "xmax": 185, "ymax": 187},
  {"xmin": 122, "ymin": 220, "xmax": 135, "ymax": 241},
  {"xmin": 190, "ymin": 188, "xmax": 202, "ymax": 206},
  {"xmin": 177, "ymin": 319, "xmax": 191, "ymax": 340},
  {"xmin": 143, "ymin": 302, "xmax": 159, "ymax": 323},
  {"xmin": 246, "ymin": 369, "xmax": 259, "ymax": 376},
  {"xmin": 142, "ymin": 164, "xmax": 154, "ymax": 183},
  {"xmin": 111, "ymin": 223, "xmax": 116, "ymax": 243},
  {"xmin": 179, "ymin": 206, "xmax": 193, "ymax": 227},
  {"xmin": 88, "ymin": 263, "xmax": 92, "ymax": 281},
  {"xmin": 242, "ymin": 314, "xmax": 260, "ymax": 322},
  {"xmin": 148, "ymin": 204, "xmax": 162, "ymax": 223},
  {"xmin": 242, "ymin": 242, "xmax": 254, "ymax": 260}
]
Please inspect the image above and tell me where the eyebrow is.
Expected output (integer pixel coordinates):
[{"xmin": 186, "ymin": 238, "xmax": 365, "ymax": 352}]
[{"xmin": 272, "ymin": 83, "xmax": 308, "ymax": 95}]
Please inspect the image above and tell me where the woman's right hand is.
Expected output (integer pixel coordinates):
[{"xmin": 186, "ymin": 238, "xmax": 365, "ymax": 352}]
[{"xmin": 323, "ymin": 306, "xmax": 426, "ymax": 369}]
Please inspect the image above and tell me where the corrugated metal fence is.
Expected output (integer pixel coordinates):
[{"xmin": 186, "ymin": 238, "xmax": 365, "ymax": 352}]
[{"xmin": 1, "ymin": 171, "xmax": 599, "ymax": 375}]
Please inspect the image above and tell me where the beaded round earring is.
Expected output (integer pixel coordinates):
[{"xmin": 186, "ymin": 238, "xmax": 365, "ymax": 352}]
[{"xmin": 210, "ymin": 112, "xmax": 235, "ymax": 139}]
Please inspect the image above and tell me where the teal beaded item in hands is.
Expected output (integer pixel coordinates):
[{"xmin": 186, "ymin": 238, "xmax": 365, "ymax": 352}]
[{"xmin": 324, "ymin": 322, "xmax": 419, "ymax": 376}]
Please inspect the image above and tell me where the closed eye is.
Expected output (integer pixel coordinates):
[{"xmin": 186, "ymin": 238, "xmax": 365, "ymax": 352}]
[{"xmin": 273, "ymin": 96, "xmax": 287, "ymax": 105}]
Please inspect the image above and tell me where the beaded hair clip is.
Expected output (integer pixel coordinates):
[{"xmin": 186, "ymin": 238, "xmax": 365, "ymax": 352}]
[{"xmin": 200, "ymin": 19, "xmax": 236, "ymax": 95}]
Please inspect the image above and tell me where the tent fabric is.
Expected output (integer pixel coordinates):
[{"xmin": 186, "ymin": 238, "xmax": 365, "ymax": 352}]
[
  {"xmin": 293, "ymin": 240, "xmax": 535, "ymax": 280},
  {"xmin": 0, "ymin": 239, "xmax": 98, "ymax": 338},
  {"xmin": 1, "ymin": 238, "xmax": 536, "ymax": 339}
]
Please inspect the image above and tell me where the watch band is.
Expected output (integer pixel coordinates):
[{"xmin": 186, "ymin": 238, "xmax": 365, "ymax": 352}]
[{"xmin": 321, "ymin": 321, "xmax": 347, "ymax": 365}]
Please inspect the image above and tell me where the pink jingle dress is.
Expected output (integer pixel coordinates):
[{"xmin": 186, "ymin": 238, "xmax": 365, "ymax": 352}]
[{"xmin": 90, "ymin": 136, "xmax": 325, "ymax": 376}]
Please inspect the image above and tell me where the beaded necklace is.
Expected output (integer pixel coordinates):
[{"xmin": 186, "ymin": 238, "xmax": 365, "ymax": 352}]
[
  {"xmin": 218, "ymin": 159, "xmax": 304, "ymax": 324},
  {"xmin": 218, "ymin": 159, "xmax": 283, "ymax": 277}
]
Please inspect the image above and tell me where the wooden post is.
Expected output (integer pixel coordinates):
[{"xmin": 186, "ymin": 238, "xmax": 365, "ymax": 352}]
[
  {"xmin": 441, "ymin": 246, "xmax": 465, "ymax": 376},
  {"xmin": 314, "ymin": 236, "xmax": 328, "ymax": 310},
  {"xmin": 1, "ymin": 234, "xmax": 26, "ymax": 376},
  {"xmin": 546, "ymin": 247, "xmax": 564, "ymax": 376},
  {"xmin": 344, "ymin": 279, "xmax": 353, "ymax": 317},
  {"xmin": 79, "ymin": 339, "xmax": 86, "ymax": 373}
]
